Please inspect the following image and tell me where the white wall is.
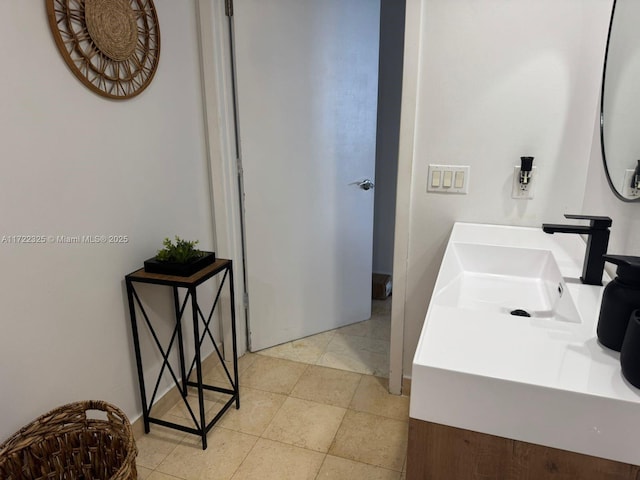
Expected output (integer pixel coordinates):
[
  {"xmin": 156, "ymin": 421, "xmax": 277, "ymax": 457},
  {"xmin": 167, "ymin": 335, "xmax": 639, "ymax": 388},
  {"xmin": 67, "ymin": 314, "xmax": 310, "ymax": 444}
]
[
  {"xmin": 1, "ymin": 0, "xmax": 626, "ymax": 438},
  {"xmin": 582, "ymin": 114, "xmax": 640, "ymax": 259},
  {"xmin": 0, "ymin": 1, "xmax": 215, "ymax": 440},
  {"xmin": 600, "ymin": 0, "xmax": 640, "ymax": 195},
  {"xmin": 401, "ymin": 0, "xmax": 613, "ymax": 374}
]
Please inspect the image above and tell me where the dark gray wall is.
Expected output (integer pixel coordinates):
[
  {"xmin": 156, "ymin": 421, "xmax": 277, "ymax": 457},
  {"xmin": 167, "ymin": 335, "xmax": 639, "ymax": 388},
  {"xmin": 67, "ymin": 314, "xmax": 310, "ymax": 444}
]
[{"xmin": 373, "ymin": 0, "xmax": 406, "ymax": 275}]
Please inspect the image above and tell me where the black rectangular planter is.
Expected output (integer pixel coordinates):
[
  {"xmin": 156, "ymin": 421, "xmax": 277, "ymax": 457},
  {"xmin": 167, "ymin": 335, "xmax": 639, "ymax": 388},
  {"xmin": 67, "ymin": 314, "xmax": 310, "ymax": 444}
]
[{"xmin": 144, "ymin": 251, "xmax": 216, "ymax": 277}]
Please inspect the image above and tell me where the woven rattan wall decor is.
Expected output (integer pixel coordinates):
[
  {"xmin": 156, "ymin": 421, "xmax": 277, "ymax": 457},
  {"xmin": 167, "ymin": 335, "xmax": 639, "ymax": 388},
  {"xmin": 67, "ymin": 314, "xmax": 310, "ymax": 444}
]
[{"xmin": 46, "ymin": 0, "xmax": 160, "ymax": 100}]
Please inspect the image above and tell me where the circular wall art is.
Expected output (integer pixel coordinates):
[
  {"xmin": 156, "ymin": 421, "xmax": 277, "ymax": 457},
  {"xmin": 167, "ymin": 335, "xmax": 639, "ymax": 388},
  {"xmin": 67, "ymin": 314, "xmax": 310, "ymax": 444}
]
[{"xmin": 46, "ymin": 0, "xmax": 161, "ymax": 100}]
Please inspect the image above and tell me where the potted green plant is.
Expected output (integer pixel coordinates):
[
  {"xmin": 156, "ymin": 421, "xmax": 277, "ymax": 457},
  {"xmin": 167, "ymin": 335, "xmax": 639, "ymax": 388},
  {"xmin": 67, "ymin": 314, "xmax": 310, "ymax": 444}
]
[{"xmin": 144, "ymin": 236, "xmax": 216, "ymax": 276}]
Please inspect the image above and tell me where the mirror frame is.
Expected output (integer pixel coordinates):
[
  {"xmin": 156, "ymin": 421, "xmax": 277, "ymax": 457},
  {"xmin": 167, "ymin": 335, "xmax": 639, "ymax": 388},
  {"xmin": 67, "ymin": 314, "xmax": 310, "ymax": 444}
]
[{"xmin": 600, "ymin": 0, "xmax": 640, "ymax": 202}]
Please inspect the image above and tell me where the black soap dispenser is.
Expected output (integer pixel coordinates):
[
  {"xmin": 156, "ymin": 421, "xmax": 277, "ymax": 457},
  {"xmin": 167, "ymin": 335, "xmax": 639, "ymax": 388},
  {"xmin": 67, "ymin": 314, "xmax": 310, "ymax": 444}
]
[
  {"xmin": 621, "ymin": 310, "xmax": 640, "ymax": 388},
  {"xmin": 596, "ymin": 255, "xmax": 640, "ymax": 351}
]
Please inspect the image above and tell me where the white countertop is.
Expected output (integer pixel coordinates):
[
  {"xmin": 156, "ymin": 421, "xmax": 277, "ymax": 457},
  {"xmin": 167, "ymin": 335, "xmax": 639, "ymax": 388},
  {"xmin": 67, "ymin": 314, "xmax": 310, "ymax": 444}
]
[{"xmin": 410, "ymin": 222, "xmax": 640, "ymax": 465}]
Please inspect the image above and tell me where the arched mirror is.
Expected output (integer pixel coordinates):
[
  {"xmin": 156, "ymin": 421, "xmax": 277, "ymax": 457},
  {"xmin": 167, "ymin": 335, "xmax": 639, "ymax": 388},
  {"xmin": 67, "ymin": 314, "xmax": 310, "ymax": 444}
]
[{"xmin": 601, "ymin": 0, "xmax": 640, "ymax": 201}]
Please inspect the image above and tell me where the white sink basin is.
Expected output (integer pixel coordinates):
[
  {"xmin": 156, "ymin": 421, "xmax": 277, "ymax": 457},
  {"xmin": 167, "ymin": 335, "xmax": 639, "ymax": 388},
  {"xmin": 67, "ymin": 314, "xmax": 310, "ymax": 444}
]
[
  {"xmin": 433, "ymin": 242, "xmax": 580, "ymax": 323},
  {"xmin": 410, "ymin": 222, "xmax": 640, "ymax": 466}
]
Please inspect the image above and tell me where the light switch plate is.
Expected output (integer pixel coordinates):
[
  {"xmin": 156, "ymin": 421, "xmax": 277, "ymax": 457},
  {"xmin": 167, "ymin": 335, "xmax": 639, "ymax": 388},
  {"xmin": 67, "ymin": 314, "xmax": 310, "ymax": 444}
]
[
  {"xmin": 621, "ymin": 169, "xmax": 640, "ymax": 199},
  {"xmin": 512, "ymin": 165, "xmax": 536, "ymax": 199},
  {"xmin": 427, "ymin": 165, "xmax": 470, "ymax": 194}
]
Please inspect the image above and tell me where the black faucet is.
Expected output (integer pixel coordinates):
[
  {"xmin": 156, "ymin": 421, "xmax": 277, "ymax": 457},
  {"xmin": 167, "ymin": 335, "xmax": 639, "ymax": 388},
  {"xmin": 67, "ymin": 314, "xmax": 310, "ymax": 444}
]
[{"xmin": 542, "ymin": 214, "xmax": 612, "ymax": 286}]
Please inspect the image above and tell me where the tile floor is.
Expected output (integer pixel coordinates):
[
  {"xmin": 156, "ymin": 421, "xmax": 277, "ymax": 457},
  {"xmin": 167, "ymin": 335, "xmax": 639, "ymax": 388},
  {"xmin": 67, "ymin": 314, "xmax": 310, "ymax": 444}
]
[
  {"xmin": 135, "ymin": 349, "xmax": 409, "ymax": 480},
  {"xmin": 258, "ymin": 298, "xmax": 392, "ymax": 377}
]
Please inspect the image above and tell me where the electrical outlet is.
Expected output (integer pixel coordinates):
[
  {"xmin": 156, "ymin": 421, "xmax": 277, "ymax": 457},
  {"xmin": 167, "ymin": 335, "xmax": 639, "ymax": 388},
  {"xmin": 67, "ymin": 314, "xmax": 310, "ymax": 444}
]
[
  {"xmin": 621, "ymin": 169, "xmax": 640, "ymax": 199},
  {"xmin": 427, "ymin": 165, "xmax": 470, "ymax": 194},
  {"xmin": 511, "ymin": 165, "xmax": 536, "ymax": 199}
]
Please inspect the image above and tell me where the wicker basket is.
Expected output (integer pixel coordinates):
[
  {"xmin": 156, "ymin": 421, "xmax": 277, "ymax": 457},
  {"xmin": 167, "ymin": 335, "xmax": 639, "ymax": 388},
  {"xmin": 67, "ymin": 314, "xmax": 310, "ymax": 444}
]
[{"xmin": 0, "ymin": 400, "xmax": 137, "ymax": 480}]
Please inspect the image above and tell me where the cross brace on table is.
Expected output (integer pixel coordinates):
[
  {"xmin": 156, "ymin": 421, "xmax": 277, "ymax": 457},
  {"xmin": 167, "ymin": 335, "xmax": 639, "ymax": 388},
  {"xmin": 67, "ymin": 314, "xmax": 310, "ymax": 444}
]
[{"xmin": 125, "ymin": 259, "xmax": 239, "ymax": 450}]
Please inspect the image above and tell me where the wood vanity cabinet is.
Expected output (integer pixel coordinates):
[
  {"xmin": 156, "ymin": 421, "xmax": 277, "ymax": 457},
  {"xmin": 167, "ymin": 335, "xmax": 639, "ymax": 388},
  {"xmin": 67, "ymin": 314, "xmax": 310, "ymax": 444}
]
[{"xmin": 407, "ymin": 419, "xmax": 640, "ymax": 479}]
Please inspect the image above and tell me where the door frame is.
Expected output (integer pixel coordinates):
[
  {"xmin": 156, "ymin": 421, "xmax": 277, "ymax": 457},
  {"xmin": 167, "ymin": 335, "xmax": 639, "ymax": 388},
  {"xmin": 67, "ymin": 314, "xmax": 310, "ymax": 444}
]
[
  {"xmin": 196, "ymin": 0, "xmax": 247, "ymax": 359},
  {"xmin": 196, "ymin": 0, "xmax": 421, "ymax": 395},
  {"xmin": 388, "ymin": 0, "xmax": 421, "ymax": 395}
]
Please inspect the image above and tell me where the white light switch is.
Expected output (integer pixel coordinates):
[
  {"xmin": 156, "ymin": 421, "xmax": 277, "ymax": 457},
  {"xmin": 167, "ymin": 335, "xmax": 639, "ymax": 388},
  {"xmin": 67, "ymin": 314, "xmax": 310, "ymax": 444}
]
[
  {"xmin": 442, "ymin": 171, "xmax": 453, "ymax": 188},
  {"xmin": 454, "ymin": 171, "xmax": 465, "ymax": 189},
  {"xmin": 427, "ymin": 165, "xmax": 470, "ymax": 194},
  {"xmin": 431, "ymin": 170, "xmax": 441, "ymax": 187}
]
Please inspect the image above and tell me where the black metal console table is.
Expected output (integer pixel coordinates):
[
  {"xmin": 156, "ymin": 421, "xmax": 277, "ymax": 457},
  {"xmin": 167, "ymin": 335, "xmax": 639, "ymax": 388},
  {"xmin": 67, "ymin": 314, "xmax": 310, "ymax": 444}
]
[{"xmin": 125, "ymin": 258, "xmax": 239, "ymax": 450}]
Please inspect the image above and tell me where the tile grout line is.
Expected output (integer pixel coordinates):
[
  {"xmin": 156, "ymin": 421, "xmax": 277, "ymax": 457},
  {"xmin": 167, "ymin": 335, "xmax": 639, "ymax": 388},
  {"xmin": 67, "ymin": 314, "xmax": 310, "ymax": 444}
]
[
  {"xmin": 140, "ymin": 315, "xmax": 397, "ymax": 477},
  {"xmin": 234, "ymin": 360, "xmax": 345, "ymax": 479},
  {"xmin": 256, "ymin": 309, "xmax": 392, "ymax": 377},
  {"xmin": 251, "ymin": 361, "xmax": 310, "ymax": 444},
  {"xmin": 286, "ymin": 361, "xmax": 311, "ymax": 394},
  {"xmin": 212, "ymin": 426, "xmax": 261, "ymax": 480},
  {"xmin": 324, "ymin": 374, "xmax": 364, "ymax": 458},
  {"xmin": 220, "ymin": 359, "xmax": 310, "ymax": 477},
  {"xmin": 151, "ymin": 470, "xmax": 187, "ymax": 480},
  {"xmin": 141, "ymin": 359, "xmax": 405, "ymax": 478},
  {"xmin": 226, "ymin": 431, "xmax": 330, "ymax": 479},
  {"xmin": 313, "ymin": 455, "xmax": 329, "ymax": 480}
]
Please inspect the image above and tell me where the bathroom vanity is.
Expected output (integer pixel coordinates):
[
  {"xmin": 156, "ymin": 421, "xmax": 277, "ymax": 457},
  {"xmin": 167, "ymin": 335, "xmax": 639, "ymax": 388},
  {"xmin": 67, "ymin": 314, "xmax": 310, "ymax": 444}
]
[{"xmin": 408, "ymin": 223, "xmax": 640, "ymax": 479}]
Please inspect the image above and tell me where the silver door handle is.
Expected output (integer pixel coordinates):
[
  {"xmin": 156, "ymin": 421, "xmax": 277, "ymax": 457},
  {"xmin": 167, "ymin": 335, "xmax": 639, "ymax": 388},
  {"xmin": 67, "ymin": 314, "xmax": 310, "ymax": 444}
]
[{"xmin": 351, "ymin": 179, "xmax": 375, "ymax": 191}]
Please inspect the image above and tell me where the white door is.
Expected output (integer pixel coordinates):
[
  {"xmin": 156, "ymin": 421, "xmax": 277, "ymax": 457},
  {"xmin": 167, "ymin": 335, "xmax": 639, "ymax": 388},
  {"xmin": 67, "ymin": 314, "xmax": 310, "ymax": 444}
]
[{"xmin": 234, "ymin": 0, "xmax": 380, "ymax": 351}]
